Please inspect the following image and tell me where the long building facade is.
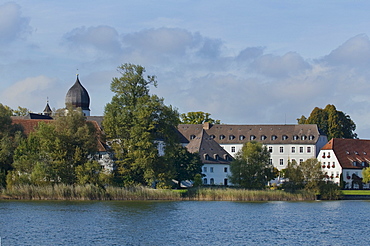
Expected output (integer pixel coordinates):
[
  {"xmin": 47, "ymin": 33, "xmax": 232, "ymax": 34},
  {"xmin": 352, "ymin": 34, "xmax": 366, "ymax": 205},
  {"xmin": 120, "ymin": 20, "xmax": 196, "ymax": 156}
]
[{"xmin": 178, "ymin": 122, "xmax": 328, "ymax": 185}]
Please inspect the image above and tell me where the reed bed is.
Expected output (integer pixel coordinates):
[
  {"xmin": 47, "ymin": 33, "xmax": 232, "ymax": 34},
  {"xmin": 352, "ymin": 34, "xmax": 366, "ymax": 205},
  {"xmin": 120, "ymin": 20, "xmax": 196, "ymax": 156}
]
[
  {"xmin": 0, "ymin": 185, "xmax": 317, "ymax": 201},
  {"xmin": 188, "ymin": 187, "xmax": 316, "ymax": 201},
  {"xmin": 0, "ymin": 184, "xmax": 182, "ymax": 201}
]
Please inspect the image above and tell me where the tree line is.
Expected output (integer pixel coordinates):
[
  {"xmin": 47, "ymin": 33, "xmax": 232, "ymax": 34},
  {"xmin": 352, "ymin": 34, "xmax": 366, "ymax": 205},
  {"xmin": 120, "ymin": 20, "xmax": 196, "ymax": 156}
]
[{"xmin": 0, "ymin": 63, "xmax": 358, "ymax": 191}]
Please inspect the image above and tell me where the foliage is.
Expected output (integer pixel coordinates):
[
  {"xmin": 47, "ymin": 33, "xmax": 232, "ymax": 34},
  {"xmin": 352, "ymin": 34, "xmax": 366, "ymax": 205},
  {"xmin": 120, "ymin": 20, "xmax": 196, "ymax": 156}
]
[
  {"xmin": 362, "ymin": 167, "xmax": 370, "ymax": 183},
  {"xmin": 298, "ymin": 104, "xmax": 357, "ymax": 140},
  {"xmin": 10, "ymin": 106, "xmax": 98, "ymax": 186},
  {"xmin": 281, "ymin": 160, "xmax": 304, "ymax": 191},
  {"xmin": 180, "ymin": 111, "xmax": 220, "ymax": 124},
  {"xmin": 12, "ymin": 106, "xmax": 31, "ymax": 116},
  {"xmin": 163, "ymin": 144, "xmax": 203, "ymax": 188},
  {"xmin": 229, "ymin": 141, "xmax": 276, "ymax": 189},
  {"xmin": 103, "ymin": 64, "xmax": 180, "ymax": 186},
  {"xmin": 0, "ymin": 104, "xmax": 24, "ymax": 187}
]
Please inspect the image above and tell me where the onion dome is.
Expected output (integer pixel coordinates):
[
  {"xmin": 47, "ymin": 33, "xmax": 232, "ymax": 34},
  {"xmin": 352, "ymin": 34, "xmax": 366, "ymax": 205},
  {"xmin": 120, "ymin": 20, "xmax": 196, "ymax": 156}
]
[{"xmin": 65, "ymin": 75, "xmax": 90, "ymax": 112}]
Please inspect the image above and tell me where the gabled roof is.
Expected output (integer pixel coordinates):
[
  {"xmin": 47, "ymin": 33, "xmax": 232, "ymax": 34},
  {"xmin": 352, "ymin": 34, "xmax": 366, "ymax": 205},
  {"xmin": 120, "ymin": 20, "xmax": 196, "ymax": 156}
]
[
  {"xmin": 321, "ymin": 138, "xmax": 370, "ymax": 169},
  {"xmin": 178, "ymin": 123, "xmax": 323, "ymax": 145},
  {"xmin": 186, "ymin": 129, "xmax": 232, "ymax": 164}
]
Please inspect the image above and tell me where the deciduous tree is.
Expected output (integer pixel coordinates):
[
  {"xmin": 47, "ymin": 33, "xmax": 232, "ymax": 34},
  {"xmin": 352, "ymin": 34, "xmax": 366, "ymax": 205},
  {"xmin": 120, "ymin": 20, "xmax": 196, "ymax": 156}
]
[
  {"xmin": 180, "ymin": 111, "xmax": 220, "ymax": 124},
  {"xmin": 298, "ymin": 104, "xmax": 357, "ymax": 140},
  {"xmin": 229, "ymin": 141, "xmax": 275, "ymax": 189},
  {"xmin": 103, "ymin": 64, "xmax": 180, "ymax": 186}
]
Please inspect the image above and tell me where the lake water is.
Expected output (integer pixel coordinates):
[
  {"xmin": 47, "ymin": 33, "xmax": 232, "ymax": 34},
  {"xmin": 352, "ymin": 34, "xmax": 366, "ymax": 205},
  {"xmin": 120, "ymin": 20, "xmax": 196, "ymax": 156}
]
[{"xmin": 0, "ymin": 200, "xmax": 369, "ymax": 245}]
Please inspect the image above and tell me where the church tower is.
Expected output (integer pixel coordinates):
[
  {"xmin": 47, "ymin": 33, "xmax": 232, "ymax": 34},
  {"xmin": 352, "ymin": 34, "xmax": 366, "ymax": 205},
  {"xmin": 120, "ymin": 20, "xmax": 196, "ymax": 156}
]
[{"xmin": 65, "ymin": 75, "xmax": 91, "ymax": 116}]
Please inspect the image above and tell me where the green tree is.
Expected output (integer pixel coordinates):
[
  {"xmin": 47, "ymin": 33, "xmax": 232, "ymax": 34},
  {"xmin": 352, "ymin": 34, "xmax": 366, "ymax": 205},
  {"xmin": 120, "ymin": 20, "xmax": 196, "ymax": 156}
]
[
  {"xmin": 0, "ymin": 104, "xmax": 23, "ymax": 187},
  {"xmin": 103, "ymin": 64, "xmax": 180, "ymax": 186},
  {"xmin": 281, "ymin": 160, "xmax": 304, "ymax": 191},
  {"xmin": 12, "ymin": 106, "xmax": 30, "ymax": 116},
  {"xmin": 163, "ymin": 145, "xmax": 203, "ymax": 188},
  {"xmin": 362, "ymin": 167, "xmax": 370, "ymax": 183},
  {"xmin": 299, "ymin": 104, "xmax": 357, "ymax": 140},
  {"xmin": 299, "ymin": 158, "xmax": 324, "ymax": 192},
  {"xmin": 11, "ymin": 106, "xmax": 98, "ymax": 186},
  {"xmin": 180, "ymin": 111, "xmax": 220, "ymax": 124},
  {"xmin": 229, "ymin": 141, "xmax": 275, "ymax": 189}
]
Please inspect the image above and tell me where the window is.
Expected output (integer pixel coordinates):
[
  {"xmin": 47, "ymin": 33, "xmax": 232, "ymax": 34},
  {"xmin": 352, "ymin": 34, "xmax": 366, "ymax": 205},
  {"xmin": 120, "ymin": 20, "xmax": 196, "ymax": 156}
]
[
  {"xmin": 229, "ymin": 135, "xmax": 235, "ymax": 140},
  {"xmin": 210, "ymin": 178, "xmax": 214, "ymax": 185},
  {"xmin": 271, "ymin": 135, "xmax": 278, "ymax": 140},
  {"xmin": 280, "ymin": 147, "xmax": 284, "ymax": 153},
  {"xmin": 224, "ymin": 167, "xmax": 228, "ymax": 172},
  {"xmin": 269, "ymin": 159, "xmax": 273, "ymax": 165},
  {"xmin": 307, "ymin": 147, "xmax": 311, "ymax": 153},
  {"xmin": 214, "ymin": 154, "xmax": 219, "ymax": 160},
  {"xmin": 293, "ymin": 135, "xmax": 298, "ymax": 140},
  {"xmin": 299, "ymin": 159, "xmax": 303, "ymax": 164},
  {"xmin": 261, "ymin": 135, "xmax": 267, "ymax": 140},
  {"xmin": 210, "ymin": 167, "xmax": 214, "ymax": 173},
  {"xmin": 231, "ymin": 146, "xmax": 236, "ymax": 153},
  {"xmin": 203, "ymin": 167, "xmax": 207, "ymax": 172},
  {"xmin": 279, "ymin": 159, "xmax": 284, "ymax": 165},
  {"xmin": 219, "ymin": 135, "xmax": 225, "ymax": 140},
  {"xmin": 291, "ymin": 147, "xmax": 296, "ymax": 153},
  {"xmin": 309, "ymin": 135, "xmax": 315, "ymax": 140},
  {"xmin": 301, "ymin": 135, "xmax": 307, "ymax": 140},
  {"xmin": 250, "ymin": 135, "xmax": 256, "ymax": 140},
  {"xmin": 239, "ymin": 135, "xmax": 245, "ymax": 140},
  {"xmin": 268, "ymin": 146, "xmax": 273, "ymax": 153},
  {"xmin": 203, "ymin": 178, "xmax": 207, "ymax": 185},
  {"xmin": 282, "ymin": 135, "xmax": 288, "ymax": 140},
  {"xmin": 204, "ymin": 154, "xmax": 209, "ymax": 160},
  {"xmin": 190, "ymin": 135, "xmax": 196, "ymax": 140},
  {"xmin": 291, "ymin": 159, "xmax": 296, "ymax": 164},
  {"xmin": 300, "ymin": 147, "xmax": 303, "ymax": 153},
  {"xmin": 210, "ymin": 134, "xmax": 215, "ymax": 139}
]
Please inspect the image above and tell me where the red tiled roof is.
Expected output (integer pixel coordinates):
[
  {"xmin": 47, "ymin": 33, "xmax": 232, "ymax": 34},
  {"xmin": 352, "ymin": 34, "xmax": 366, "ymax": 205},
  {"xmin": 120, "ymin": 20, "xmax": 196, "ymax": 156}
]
[
  {"xmin": 12, "ymin": 118, "xmax": 107, "ymax": 152},
  {"xmin": 322, "ymin": 138, "xmax": 370, "ymax": 169}
]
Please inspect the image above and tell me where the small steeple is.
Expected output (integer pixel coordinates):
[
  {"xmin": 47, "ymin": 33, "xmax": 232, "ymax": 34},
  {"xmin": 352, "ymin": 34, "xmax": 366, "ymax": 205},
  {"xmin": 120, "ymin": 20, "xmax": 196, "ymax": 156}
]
[
  {"xmin": 43, "ymin": 97, "xmax": 52, "ymax": 116},
  {"xmin": 65, "ymin": 74, "xmax": 91, "ymax": 116}
]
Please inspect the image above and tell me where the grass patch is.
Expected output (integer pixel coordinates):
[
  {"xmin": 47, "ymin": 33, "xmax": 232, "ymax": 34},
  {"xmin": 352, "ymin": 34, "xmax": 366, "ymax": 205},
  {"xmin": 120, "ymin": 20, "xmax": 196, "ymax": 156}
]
[{"xmin": 341, "ymin": 190, "xmax": 370, "ymax": 195}]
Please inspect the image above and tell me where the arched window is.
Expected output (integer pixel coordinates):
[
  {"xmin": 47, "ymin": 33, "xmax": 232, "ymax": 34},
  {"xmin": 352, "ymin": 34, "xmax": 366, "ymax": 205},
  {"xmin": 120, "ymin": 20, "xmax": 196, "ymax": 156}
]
[
  {"xmin": 210, "ymin": 178, "xmax": 214, "ymax": 185},
  {"xmin": 203, "ymin": 178, "xmax": 208, "ymax": 185}
]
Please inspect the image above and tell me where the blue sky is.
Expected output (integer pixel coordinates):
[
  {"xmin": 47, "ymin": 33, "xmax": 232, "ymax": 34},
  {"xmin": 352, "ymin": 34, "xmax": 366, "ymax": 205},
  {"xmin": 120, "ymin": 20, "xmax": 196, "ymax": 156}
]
[{"xmin": 2, "ymin": 1, "xmax": 370, "ymax": 138}]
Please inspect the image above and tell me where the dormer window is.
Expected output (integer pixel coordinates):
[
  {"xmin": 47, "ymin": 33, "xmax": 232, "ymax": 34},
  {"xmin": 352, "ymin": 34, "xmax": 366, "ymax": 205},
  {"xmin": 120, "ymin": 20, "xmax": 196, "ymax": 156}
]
[
  {"xmin": 293, "ymin": 135, "xmax": 298, "ymax": 140},
  {"xmin": 271, "ymin": 135, "xmax": 277, "ymax": 140},
  {"xmin": 250, "ymin": 135, "xmax": 256, "ymax": 140},
  {"xmin": 239, "ymin": 135, "xmax": 245, "ymax": 140},
  {"xmin": 210, "ymin": 135, "xmax": 215, "ymax": 139},
  {"xmin": 214, "ymin": 154, "xmax": 219, "ymax": 160},
  {"xmin": 301, "ymin": 135, "xmax": 307, "ymax": 140},
  {"xmin": 229, "ymin": 135, "xmax": 235, "ymax": 140},
  {"xmin": 353, "ymin": 161, "xmax": 357, "ymax": 166},
  {"xmin": 219, "ymin": 135, "xmax": 225, "ymax": 140},
  {"xmin": 204, "ymin": 154, "xmax": 209, "ymax": 160},
  {"xmin": 282, "ymin": 135, "xmax": 288, "ymax": 140},
  {"xmin": 190, "ymin": 135, "xmax": 196, "ymax": 140},
  {"xmin": 309, "ymin": 135, "xmax": 315, "ymax": 140},
  {"xmin": 261, "ymin": 135, "xmax": 267, "ymax": 140}
]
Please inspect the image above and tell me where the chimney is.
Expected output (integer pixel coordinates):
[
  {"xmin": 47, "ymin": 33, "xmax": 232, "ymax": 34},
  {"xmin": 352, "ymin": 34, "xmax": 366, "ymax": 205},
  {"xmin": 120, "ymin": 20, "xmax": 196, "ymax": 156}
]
[{"xmin": 203, "ymin": 122, "xmax": 212, "ymax": 130}]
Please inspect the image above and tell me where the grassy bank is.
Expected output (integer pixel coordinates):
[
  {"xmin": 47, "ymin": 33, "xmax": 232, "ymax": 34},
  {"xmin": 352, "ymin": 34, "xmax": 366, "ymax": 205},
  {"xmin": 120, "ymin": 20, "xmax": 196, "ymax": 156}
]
[{"xmin": 0, "ymin": 185, "xmax": 319, "ymax": 201}]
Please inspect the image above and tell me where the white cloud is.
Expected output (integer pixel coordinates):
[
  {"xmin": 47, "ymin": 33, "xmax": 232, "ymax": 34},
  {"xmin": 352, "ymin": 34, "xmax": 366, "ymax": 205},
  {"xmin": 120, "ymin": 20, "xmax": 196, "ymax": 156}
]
[
  {"xmin": 1, "ymin": 76, "xmax": 56, "ymax": 111},
  {"xmin": 63, "ymin": 25, "xmax": 122, "ymax": 56},
  {"xmin": 0, "ymin": 2, "xmax": 31, "ymax": 43}
]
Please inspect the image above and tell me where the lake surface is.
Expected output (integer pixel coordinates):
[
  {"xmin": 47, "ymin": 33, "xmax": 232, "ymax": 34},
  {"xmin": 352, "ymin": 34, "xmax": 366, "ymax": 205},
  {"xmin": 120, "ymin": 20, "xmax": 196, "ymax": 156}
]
[{"xmin": 0, "ymin": 200, "xmax": 369, "ymax": 245}]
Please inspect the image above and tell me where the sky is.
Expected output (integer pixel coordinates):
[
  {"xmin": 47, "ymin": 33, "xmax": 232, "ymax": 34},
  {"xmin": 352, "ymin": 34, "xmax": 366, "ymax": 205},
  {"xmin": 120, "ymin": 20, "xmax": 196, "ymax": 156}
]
[{"xmin": 2, "ymin": 1, "xmax": 370, "ymax": 138}]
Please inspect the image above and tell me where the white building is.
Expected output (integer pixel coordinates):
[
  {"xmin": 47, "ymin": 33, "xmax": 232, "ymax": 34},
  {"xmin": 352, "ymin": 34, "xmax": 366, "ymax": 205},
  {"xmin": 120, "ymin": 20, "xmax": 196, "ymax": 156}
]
[{"xmin": 317, "ymin": 138, "xmax": 370, "ymax": 189}]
